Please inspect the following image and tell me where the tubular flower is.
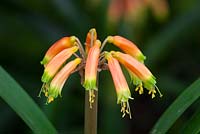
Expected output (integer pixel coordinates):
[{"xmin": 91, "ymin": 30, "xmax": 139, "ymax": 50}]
[
  {"xmin": 83, "ymin": 40, "xmax": 101, "ymax": 108},
  {"xmin": 41, "ymin": 46, "xmax": 78, "ymax": 83},
  {"xmin": 112, "ymin": 51, "xmax": 162, "ymax": 98},
  {"xmin": 85, "ymin": 28, "xmax": 97, "ymax": 54},
  {"xmin": 105, "ymin": 52, "xmax": 133, "ymax": 118},
  {"xmin": 107, "ymin": 36, "xmax": 146, "ymax": 62},
  {"xmin": 41, "ymin": 36, "xmax": 76, "ymax": 66},
  {"xmin": 44, "ymin": 58, "xmax": 81, "ymax": 103},
  {"xmin": 40, "ymin": 28, "xmax": 162, "ymax": 119}
]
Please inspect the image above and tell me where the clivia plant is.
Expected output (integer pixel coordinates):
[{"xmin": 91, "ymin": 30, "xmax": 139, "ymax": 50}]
[{"xmin": 39, "ymin": 28, "xmax": 162, "ymax": 133}]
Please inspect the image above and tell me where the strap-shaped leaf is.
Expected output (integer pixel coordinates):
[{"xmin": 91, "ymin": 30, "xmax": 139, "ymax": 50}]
[
  {"xmin": 182, "ymin": 107, "xmax": 200, "ymax": 134},
  {"xmin": 151, "ymin": 78, "xmax": 200, "ymax": 134},
  {"xmin": 0, "ymin": 66, "xmax": 57, "ymax": 134}
]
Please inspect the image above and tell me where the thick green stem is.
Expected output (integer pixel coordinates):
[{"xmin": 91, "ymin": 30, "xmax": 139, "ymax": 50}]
[{"xmin": 84, "ymin": 90, "xmax": 98, "ymax": 134}]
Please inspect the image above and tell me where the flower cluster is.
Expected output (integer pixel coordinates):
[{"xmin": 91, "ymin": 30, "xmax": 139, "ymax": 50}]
[{"xmin": 40, "ymin": 28, "xmax": 162, "ymax": 118}]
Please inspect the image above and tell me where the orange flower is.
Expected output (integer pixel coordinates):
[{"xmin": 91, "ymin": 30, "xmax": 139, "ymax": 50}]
[
  {"xmin": 41, "ymin": 36, "xmax": 76, "ymax": 66},
  {"xmin": 105, "ymin": 52, "xmax": 133, "ymax": 118},
  {"xmin": 83, "ymin": 40, "xmax": 101, "ymax": 108},
  {"xmin": 85, "ymin": 28, "xmax": 97, "ymax": 54},
  {"xmin": 107, "ymin": 36, "xmax": 146, "ymax": 62},
  {"xmin": 39, "ymin": 28, "xmax": 162, "ymax": 119},
  {"xmin": 44, "ymin": 58, "xmax": 81, "ymax": 103},
  {"xmin": 42, "ymin": 46, "xmax": 78, "ymax": 83},
  {"xmin": 112, "ymin": 51, "xmax": 162, "ymax": 98},
  {"xmin": 147, "ymin": 0, "xmax": 169, "ymax": 22}
]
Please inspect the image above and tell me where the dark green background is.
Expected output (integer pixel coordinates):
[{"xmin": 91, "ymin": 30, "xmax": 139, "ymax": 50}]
[{"xmin": 0, "ymin": 0, "xmax": 200, "ymax": 133}]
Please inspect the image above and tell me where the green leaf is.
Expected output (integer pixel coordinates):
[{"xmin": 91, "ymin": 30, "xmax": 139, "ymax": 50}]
[
  {"xmin": 182, "ymin": 107, "xmax": 200, "ymax": 134},
  {"xmin": 151, "ymin": 78, "xmax": 200, "ymax": 134},
  {"xmin": 0, "ymin": 66, "xmax": 57, "ymax": 134}
]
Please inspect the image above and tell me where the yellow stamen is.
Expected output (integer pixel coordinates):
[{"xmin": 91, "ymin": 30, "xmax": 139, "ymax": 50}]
[
  {"xmin": 47, "ymin": 96, "xmax": 54, "ymax": 103},
  {"xmin": 45, "ymin": 92, "xmax": 48, "ymax": 97},
  {"xmin": 38, "ymin": 84, "xmax": 48, "ymax": 97},
  {"xmin": 89, "ymin": 90, "xmax": 95, "ymax": 108},
  {"xmin": 120, "ymin": 101, "xmax": 132, "ymax": 119},
  {"xmin": 148, "ymin": 89, "xmax": 156, "ymax": 99},
  {"xmin": 135, "ymin": 83, "xmax": 143, "ymax": 95}
]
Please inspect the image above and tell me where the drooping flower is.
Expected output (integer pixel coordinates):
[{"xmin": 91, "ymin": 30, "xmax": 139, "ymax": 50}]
[
  {"xmin": 107, "ymin": 36, "xmax": 146, "ymax": 62},
  {"xmin": 41, "ymin": 46, "xmax": 78, "ymax": 83},
  {"xmin": 105, "ymin": 52, "xmax": 133, "ymax": 118},
  {"xmin": 44, "ymin": 58, "xmax": 82, "ymax": 103},
  {"xmin": 83, "ymin": 40, "xmax": 101, "ymax": 108},
  {"xmin": 85, "ymin": 28, "xmax": 97, "ymax": 54},
  {"xmin": 41, "ymin": 36, "xmax": 76, "ymax": 66},
  {"xmin": 112, "ymin": 51, "xmax": 162, "ymax": 98},
  {"xmin": 39, "ymin": 28, "xmax": 162, "ymax": 119}
]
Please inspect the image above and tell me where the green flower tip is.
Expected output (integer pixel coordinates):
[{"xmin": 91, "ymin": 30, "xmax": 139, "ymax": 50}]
[
  {"xmin": 41, "ymin": 71, "xmax": 52, "ymax": 83},
  {"xmin": 143, "ymin": 76, "xmax": 163, "ymax": 98},
  {"xmin": 46, "ymin": 86, "xmax": 61, "ymax": 104},
  {"xmin": 137, "ymin": 53, "xmax": 146, "ymax": 63},
  {"xmin": 83, "ymin": 79, "xmax": 97, "ymax": 108},
  {"xmin": 143, "ymin": 75, "xmax": 156, "ymax": 90},
  {"xmin": 117, "ymin": 90, "xmax": 133, "ymax": 104},
  {"xmin": 83, "ymin": 79, "xmax": 97, "ymax": 91},
  {"xmin": 40, "ymin": 57, "xmax": 49, "ymax": 65}
]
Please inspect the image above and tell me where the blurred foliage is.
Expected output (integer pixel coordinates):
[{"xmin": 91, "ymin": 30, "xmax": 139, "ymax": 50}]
[
  {"xmin": 0, "ymin": 67, "xmax": 57, "ymax": 134},
  {"xmin": 0, "ymin": 0, "xmax": 200, "ymax": 133}
]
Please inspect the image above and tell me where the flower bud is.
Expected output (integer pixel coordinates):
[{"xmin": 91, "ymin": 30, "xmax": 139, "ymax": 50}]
[
  {"xmin": 107, "ymin": 36, "xmax": 146, "ymax": 62},
  {"xmin": 112, "ymin": 51, "xmax": 162, "ymax": 98},
  {"xmin": 83, "ymin": 40, "xmax": 101, "ymax": 108},
  {"xmin": 45, "ymin": 58, "xmax": 81, "ymax": 103},
  {"xmin": 42, "ymin": 46, "xmax": 78, "ymax": 83},
  {"xmin": 105, "ymin": 52, "xmax": 133, "ymax": 118},
  {"xmin": 41, "ymin": 36, "xmax": 76, "ymax": 66}
]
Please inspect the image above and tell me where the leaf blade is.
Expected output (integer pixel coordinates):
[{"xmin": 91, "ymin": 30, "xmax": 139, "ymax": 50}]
[
  {"xmin": 151, "ymin": 78, "xmax": 200, "ymax": 134},
  {"xmin": 0, "ymin": 66, "xmax": 57, "ymax": 134},
  {"xmin": 182, "ymin": 107, "xmax": 200, "ymax": 134}
]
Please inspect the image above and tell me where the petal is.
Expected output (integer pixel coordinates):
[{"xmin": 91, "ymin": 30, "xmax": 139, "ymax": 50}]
[
  {"xmin": 83, "ymin": 40, "xmax": 101, "ymax": 90},
  {"xmin": 107, "ymin": 36, "xmax": 146, "ymax": 62},
  {"xmin": 41, "ymin": 36, "xmax": 76, "ymax": 65},
  {"xmin": 42, "ymin": 46, "xmax": 78, "ymax": 83},
  {"xmin": 47, "ymin": 58, "xmax": 82, "ymax": 103}
]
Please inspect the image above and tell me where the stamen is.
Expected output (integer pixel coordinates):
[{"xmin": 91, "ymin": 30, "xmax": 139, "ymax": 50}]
[
  {"xmin": 120, "ymin": 101, "xmax": 132, "ymax": 119},
  {"xmin": 38, "ymin": 85, "xmax": 44, "ymax": 97},
  {"xmin": 148, "ymin": 89, "xmax": 156, "ymax": 99},
  {"xmin": 135, "ymin": 83, "xmax": 143, "ymax": 95},
  {"xmin": 121, "ymin": 102, "xmax": 126, "ymax": 118},
  {"xmin": 45, "ymin": 92, "xmax": 48, "ymax": 97},
  {"xmin": 89, "ymin": 90, "xmax": 95, "ymax": 108},
  {"xmin": 127, "ymin": 101, "xmax": 132, "ymax": 119},
  {"xmin": 47, "ymin": 96, "xmax": 54, "ymax": 104},
  {"xmin": 38, "ymin": 84, "xmax": 48, "ymax": 97},
  {"xmin": 155, "ymin": 85, "xmax": 163, "ymax": 97}
]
